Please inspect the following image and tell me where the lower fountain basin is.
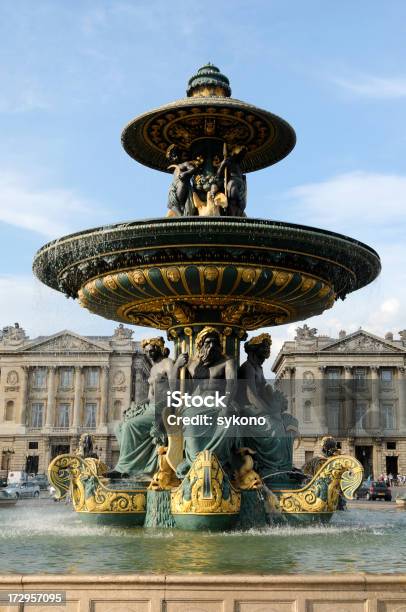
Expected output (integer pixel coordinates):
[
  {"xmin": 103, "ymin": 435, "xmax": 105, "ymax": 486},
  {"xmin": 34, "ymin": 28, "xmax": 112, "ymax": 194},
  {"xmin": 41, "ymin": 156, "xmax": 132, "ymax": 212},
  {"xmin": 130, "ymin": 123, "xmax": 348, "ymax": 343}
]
[{"xmin": 2, "ymin": 498, "xmax": 406, "ymax": 574}]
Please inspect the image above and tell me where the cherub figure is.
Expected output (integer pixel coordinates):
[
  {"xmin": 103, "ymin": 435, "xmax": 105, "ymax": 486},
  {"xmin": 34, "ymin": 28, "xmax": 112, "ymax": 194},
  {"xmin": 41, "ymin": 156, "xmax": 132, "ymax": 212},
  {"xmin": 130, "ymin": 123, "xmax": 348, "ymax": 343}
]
[{"xmin": 166, "ymin": 145, "xmax": 203, "ymax": 217}]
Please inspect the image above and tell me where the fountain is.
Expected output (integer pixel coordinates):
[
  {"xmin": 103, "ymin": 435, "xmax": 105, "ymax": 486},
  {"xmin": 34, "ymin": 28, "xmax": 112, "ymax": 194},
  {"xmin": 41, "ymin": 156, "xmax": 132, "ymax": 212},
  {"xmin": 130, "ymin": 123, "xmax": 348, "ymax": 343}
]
[{"xmin": 33, "ymin": 64, "xmax": 380, "ymax": 529}]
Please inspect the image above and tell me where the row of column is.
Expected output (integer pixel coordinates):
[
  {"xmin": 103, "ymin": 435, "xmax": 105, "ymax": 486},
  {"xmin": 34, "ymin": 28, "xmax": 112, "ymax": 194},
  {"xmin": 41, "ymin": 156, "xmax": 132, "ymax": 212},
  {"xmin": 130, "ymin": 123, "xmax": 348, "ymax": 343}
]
[
  {"xmin": 19, "ymin": 365, "xmax": 109, "ymax": 428},
  {"xmin": 280, "ymin": 365, "xmax": 406, "ymax": 434}
]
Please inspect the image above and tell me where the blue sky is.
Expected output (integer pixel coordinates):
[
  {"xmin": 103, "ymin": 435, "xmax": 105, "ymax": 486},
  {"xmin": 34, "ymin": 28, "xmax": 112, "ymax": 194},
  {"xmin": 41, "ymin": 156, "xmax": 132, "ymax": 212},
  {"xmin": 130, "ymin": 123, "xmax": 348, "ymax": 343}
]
[{"xmin": 1, "ymin": 0, "xmax": 406, "ymax": 363}]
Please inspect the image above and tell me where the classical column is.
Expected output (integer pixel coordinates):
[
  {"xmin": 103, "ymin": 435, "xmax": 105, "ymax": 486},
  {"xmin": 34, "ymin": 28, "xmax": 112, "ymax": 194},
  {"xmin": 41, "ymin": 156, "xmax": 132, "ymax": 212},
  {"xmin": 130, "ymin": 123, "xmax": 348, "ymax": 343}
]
[
  {"xmin": 317, "ymin": 366, "xmax": 327, "ymax": 434},
  {"xmin": 99, "ymin": 366, "xmax": 109, "ymax": 426},
  {"xmin": 343, "ymin": 366, "xmax": 353, "ymax": 434},
  {"xmin": 19, "ymin": 366, "xmax": 29, "ymax": 425},
  {"xmin": 370, "ymin": 366, "xmax": 380, "ymax": 431},
  {"xmin": 45, "ymin": 366, "xmax": 57, "ymax": 428},
  {"xmin": 398, "ymin": 367, "xmax": 406, "ymax": 434},
  {"xmin": 72, "ymin": 366, "xmax": 83, "ymax": 429}
]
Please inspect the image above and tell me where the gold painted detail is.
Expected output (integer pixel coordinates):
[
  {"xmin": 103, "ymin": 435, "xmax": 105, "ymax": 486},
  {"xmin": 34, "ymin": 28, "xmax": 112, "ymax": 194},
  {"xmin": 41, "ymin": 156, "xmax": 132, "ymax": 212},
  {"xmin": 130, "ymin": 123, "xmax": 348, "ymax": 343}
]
[
  {"xmin": 144, "ymin": 107, "xmax": 273, "ymax": 155},
  {"xmin": 78, "ymin": 264, "xmax": 334, "ymax": 330},
  {"xmin": 48, "ymin": 454, "xmax": 147, "ymax": 514},
  {"xmin": 171, "ymin": 451, "xmax": 241, "ymax": 515},
  {"xmin": 273, "ymin": 455, "xmax": 363, "ymax": 514},
  {"xmin": 232, "ymin": 448, "xmax": 262, "ymax": 490},
  {"xmin": 149, "ymin": 446, "xmax": 180, "ymax": 491}
]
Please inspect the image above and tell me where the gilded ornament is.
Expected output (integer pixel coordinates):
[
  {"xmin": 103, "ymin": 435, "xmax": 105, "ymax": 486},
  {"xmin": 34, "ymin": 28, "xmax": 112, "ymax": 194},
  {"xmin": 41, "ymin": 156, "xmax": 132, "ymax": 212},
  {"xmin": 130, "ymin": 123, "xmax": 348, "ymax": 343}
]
[
  {"xmin": 233, "ymin": 448, "xmax": 262, "ymax": 490},
  {"xmin": 318, "ymin": 284, "xmax": 331, "ymax": 298},
  {"xmin": 203, "ymin": 266, "xmax": 219, "ymax": 281},
  {"xmin": 245, "ymin": 332, "xmax": 272, "ymax": 347},
  {"xmin": 241, "ymin": 268, "xmax": 257, "ymax": 283},
  {"xmin": 86, "ymin": 279, "xmax": 99, "ymax": 296},
  {"xmin": 129, "ymin": 270, "xmax": 146, "ymax": 285},
  {"xmin": 166, "ymin": 267, "xmax": 181, "ymax": 282},
  {"xmin": 301, "ymin": 277, "xmax": 316, "ymax": 292},
  {"xmin": 48, "ymin": 454, "xmax": 147, "ymax": 515},
  {"xmin": 149, "ymin": 447, "xmax": 180, "ymax": 491},
  {"xmin": 103, "ymin": 274, "xmax": 120, "ymax": 290},
  {"xmin": 171, "ymin": 451, "xmax": 240, "ymax": 515},
  {"xmin": 273, "ymin": 271, "xmax": 292, "ymax": 287},
  {"xmin": 274, "ymin": 455, "xmax": 363, "ymax": 514}
]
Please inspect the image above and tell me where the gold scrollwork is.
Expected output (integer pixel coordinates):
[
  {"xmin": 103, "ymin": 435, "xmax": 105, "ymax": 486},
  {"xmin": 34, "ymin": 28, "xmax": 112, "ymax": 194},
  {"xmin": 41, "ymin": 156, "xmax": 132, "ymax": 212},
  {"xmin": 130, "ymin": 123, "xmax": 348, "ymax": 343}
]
[
  {"xmin": 48, "ymin": 454, "xmax": 147, "ymax": 514},
  {"xmin": 273, "ymin": 455, "xmax": 363, "ymax": 514}
]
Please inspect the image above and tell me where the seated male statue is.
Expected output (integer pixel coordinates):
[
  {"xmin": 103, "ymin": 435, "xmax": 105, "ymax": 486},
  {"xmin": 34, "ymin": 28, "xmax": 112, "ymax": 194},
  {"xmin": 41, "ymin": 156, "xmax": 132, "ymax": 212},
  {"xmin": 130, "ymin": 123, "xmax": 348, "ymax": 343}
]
[{"xmin": 175, "ymin": 326, "xmax": 239, "ymax": 478}]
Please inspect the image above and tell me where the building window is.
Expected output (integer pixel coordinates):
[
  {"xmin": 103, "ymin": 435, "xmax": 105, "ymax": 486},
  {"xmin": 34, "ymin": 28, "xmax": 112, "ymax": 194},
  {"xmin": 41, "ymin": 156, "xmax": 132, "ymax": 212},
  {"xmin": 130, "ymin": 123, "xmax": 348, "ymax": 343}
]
[
  {"xmin": 59, "ymin": 368, "xmax": 73, "ymax": 389},
  {"xmin": 57, "ymin": 403, "xmax": 70, "ymax": 428},
  {"xmin": 354, "ymin": 401, "xmax": 368, "ymax": 430},
  {"xmin": 382, "ymin": 402, "xmax": 395, "ymax": 430},
  {"xmin": 387, "ymin": 441, "xmax": 396, "ymax": 450},
  {"xmin": 327, "ymin": 369, "xmax": 340, "ymax": 389},
  {"xmin": 5, "ymin": 400, "xmax": 14, "ymax": 421},
  {"xmin": 327, "ymin": 400, "xmax": 340, "ymax": 431},
  {"xmin": 113, "ymin": 400, "xmax": 122, "ymax": 420},
  {"xmin": 84, "ymin": 403, "xmax": 97, "ymax": 429},
  {"xmin": 354, "ymin": 368, "xmax": 366, "ymax": 390},
  {"xmin": 86, "ymin": 368, "xmax": 99, "ymax": 388},
  {"xmin": 303, "ymin": 400, "xmax": 312, "ymax": 422},
  {"xmin": 28, "ymin": 441, "xmax": 39, "ymax": 450},
  {"xmin": 32, "ymin": 368, "xmax": 47, "ymax": 388},
  {"xmin": 31, "ymin": 402, "xmax": 44, "ymax": 428},
  {"xmin": 381, "ymin": 369, "xmax": 393, "ymax": 388}
]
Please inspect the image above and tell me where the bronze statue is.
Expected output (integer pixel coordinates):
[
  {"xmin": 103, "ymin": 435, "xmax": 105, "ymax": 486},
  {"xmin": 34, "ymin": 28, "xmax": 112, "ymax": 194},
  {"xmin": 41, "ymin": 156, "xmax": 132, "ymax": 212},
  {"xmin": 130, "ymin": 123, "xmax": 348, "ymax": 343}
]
[
  {"xmin": 216, "ymin": 145, "xmax": 247, "ymax": 216},
  {"xmin": 238, "ymin": 333, "xmax": 299, "ymax": 477},
  {"xmin": 176, "ymin": 326, "xmax": 238, "ymax": 477},
  {"xmin": 115, "ymin": 337, "xmax": 186, "ymax": 476},
  {"xmin": 166, "ymin": 145, "xmax": 203, "ymax": 217}
]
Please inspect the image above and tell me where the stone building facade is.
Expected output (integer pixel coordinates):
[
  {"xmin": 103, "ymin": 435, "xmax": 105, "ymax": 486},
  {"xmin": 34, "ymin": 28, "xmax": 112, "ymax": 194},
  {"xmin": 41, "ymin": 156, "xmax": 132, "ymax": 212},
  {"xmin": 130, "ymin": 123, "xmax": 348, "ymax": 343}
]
[
  {"xmin": 0, "ymin": 323, "xmax": 150, "ymax": 477},
  {"xmin": 272, "ymin": 325, "xmax": 406, "ymax": 479}
]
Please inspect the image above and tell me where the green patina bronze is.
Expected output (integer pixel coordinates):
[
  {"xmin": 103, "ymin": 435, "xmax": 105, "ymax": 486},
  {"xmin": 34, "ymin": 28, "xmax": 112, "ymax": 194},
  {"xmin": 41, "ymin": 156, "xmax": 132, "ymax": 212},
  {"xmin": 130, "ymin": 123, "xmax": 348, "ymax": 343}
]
[{"xmin": 38, "ymin": 64, "xmax": 378, "ymax": 529}]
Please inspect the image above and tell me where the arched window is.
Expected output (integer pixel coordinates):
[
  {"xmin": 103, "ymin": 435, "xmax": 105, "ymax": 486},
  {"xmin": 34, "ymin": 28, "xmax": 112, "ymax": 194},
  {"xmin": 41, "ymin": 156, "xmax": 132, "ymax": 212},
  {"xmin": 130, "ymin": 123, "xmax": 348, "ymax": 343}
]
[
  {"xmin": 303, "ymin": 400, "xmax": 312, "ymax": 423},
  {"xmin": 114, "ymin": 400, "xmax": 122, "ymax": 420},
  {"xmin": 5, "ymin": 400, "xmax": 14, "ymax": 421}
]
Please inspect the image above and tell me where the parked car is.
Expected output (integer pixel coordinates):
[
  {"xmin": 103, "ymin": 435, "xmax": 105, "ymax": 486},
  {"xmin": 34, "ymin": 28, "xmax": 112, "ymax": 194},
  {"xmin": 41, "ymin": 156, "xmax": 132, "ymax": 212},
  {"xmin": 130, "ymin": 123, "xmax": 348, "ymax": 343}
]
[
  {"xmin": 4, "ymin": 481, "xmax": 40, "ymax": 499},
  {"xmin": 357, "ymin": 481, "xmax": 392, "ymax": 501},
  {"xmin": 0, "ymin": 489, "xmax": 18, "ymax": 506},
  {"xmin": 29, "ymin": 474, "xmax": 49, "ymax": 490}
]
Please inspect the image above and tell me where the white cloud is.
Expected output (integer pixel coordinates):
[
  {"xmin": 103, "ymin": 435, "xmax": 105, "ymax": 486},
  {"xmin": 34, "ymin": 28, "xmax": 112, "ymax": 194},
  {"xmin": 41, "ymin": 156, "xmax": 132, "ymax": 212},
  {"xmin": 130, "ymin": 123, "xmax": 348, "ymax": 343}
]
[
  {"xmin": 333, "ymin": 74, "xmax": 406, "ymax": 99},
  {"xmin": 286, "ymin": 171, "xmax": 406, "ymax": 234},
  {"xmin": 263, "ymin": 170, "xmax": 406, "ymax": 367},
  {"xmin": 0, "ymin": 172, "xmax": 99, "ymax": 237}
]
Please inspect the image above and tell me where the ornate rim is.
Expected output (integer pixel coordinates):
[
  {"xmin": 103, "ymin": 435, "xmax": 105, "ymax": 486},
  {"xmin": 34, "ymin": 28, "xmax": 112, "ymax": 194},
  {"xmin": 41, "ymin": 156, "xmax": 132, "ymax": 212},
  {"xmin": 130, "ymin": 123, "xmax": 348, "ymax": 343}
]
[{"xmin": 121, "ymin": 97, "xmax": 296, "ymax": 173}]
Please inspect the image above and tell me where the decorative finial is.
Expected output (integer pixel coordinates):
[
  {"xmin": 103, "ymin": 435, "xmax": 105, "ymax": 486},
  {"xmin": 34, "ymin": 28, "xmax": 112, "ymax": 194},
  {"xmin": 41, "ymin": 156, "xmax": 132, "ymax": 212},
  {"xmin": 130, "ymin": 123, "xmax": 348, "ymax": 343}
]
[{"xmin": 186, "ymin": 64, "xmax": 231, "ymax": 98}]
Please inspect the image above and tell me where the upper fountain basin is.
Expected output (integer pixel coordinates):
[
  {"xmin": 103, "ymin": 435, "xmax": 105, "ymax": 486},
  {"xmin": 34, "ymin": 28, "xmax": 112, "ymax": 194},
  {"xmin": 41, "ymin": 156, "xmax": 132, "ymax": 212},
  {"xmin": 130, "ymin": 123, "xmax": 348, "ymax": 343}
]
[{"xmin": 32, "ymin": 217, "xmax": 380, "ymax": 331}]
